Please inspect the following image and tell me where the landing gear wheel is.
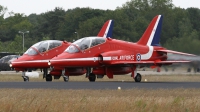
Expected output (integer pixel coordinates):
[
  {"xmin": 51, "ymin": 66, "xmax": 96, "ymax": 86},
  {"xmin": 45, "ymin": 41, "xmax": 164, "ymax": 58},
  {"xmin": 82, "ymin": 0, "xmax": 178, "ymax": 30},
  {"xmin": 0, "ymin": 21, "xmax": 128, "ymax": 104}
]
[
  {"xmin": 23, "ymin": 76, "xmax": 29, "ymax": 82},
  {"xmin": 46, "ymin": 74, "xmax": 52, "ymax": 82},
  {"xmin": 88, "ymin": 73, "xmax": 96, "ymax": 82},
  {"xmin": 63, "ymin": 76, "xmax": 69, "ymax": 82},
  {"xmin": 134, "ymin": 73, "xmax": 142, "ymax": 82}
]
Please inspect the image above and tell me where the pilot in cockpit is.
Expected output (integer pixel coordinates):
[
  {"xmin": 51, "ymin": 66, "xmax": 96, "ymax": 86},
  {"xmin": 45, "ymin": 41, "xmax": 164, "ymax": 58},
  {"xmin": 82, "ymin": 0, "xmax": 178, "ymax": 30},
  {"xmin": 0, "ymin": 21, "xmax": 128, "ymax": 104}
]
[
  {"xmin": 80, "ymin": 44, "xmax": 89, "ymax": 50},
  {"xmin": 39, "ymin": 47, "xmax": 47, "ymax": 53}
]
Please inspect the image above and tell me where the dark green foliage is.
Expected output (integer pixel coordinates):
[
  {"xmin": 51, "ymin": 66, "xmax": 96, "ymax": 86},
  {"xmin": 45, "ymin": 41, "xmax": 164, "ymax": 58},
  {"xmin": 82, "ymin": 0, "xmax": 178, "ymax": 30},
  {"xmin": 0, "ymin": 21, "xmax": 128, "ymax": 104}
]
[
  {"xmin": 55, "ymin": 7, "xmax": 106, "ymax": 41},
  {"xmin": 0, "ymin": 0, "xmax": 200, "ymax": 54}
]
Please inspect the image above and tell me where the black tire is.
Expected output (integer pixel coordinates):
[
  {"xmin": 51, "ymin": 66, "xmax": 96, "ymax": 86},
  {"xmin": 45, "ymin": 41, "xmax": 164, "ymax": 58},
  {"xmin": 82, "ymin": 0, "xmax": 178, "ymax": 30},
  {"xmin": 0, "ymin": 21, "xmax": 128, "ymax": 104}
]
[
  {"xmin": 88, "ymin": 73, "xmax": 96, "ymax": 82},
  {"xmin": 46, "ymin": 74, "xmax": 52, "ymax": 82},
  {"xmin": 134, "ymin": 73, "xmax": 142, "ymax": 82},
  {"xmin": 63, "ymin": 76, "xmax": 69, "ymax": 82}
]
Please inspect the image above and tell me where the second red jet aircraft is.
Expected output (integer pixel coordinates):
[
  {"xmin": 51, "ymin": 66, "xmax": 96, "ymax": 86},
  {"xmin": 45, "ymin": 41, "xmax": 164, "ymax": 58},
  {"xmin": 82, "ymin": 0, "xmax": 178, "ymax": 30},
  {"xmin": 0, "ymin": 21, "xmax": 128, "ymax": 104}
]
[{"xmin": 49, "ymin": 15, "xmax": 196, "ymax": 82}]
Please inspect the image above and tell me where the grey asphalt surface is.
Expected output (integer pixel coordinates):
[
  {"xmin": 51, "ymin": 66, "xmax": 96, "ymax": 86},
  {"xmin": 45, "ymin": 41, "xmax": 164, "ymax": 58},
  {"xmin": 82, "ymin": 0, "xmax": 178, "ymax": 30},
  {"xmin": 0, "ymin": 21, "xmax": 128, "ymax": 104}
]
[
  {"xmin": 1, "ymin": 70, "xmax": 200, "ymax": 90},
  {"xmin": 0, "ymin": 81, "xmax": 200, "ymax": 89}
]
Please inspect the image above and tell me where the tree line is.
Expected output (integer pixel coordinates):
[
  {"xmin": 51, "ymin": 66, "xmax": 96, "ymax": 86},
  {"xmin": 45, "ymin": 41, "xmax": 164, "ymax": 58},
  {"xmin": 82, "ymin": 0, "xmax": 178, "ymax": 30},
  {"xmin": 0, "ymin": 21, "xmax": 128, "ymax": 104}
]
[{"xmin": 0, "ymin": 0, "xmax": 200, "ymax": 55}]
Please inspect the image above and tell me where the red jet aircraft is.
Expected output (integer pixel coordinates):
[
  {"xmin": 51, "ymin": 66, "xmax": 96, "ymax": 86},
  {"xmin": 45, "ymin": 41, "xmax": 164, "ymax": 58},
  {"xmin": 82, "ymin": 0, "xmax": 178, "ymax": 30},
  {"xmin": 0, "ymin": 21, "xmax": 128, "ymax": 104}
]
[
  {"xmin": 10, "ymin": 40, "xmax": 70, "ymax": 81},
  {"xmin": 49, "ymin": 15, "xmax": 196, "ymax": 82},
  {"xmin": 10, "ymin": 19, "xmax": 114, "ymax": 82}
]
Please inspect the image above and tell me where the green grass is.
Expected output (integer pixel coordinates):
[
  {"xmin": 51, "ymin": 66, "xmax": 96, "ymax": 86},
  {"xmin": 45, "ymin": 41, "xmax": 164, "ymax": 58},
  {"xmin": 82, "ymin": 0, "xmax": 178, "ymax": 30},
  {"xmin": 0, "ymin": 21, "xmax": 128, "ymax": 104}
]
[
  {"xmin": 0, "ymin": 88, "xmax": 200, "ymax": 112},
  {"xmin": 0, "ymin": 71, "xmax": 200, "ymax": 111}
]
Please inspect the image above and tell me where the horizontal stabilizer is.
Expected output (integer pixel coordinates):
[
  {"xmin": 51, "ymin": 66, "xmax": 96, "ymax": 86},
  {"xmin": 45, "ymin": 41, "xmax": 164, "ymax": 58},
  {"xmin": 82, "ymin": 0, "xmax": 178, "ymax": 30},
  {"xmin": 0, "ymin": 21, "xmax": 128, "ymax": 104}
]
[
  {"xmin": 107, "ymin": 60, "xmax": 190, "ymax": 65},
  {"xmin": 156, "ymin": 49, "xmax": 196, "ymax": 56}
]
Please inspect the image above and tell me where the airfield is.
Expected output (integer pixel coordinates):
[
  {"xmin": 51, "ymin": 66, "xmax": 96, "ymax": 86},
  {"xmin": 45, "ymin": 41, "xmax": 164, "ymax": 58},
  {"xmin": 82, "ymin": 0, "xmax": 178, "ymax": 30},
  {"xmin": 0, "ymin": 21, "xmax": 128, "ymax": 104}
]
[
  {"xmin": 0, "ymin": 67, "xmax": 200, "ymax": 89},
  {"xmin": 1, "ymin": 68, "xmax": 200, "ymax": 111}
]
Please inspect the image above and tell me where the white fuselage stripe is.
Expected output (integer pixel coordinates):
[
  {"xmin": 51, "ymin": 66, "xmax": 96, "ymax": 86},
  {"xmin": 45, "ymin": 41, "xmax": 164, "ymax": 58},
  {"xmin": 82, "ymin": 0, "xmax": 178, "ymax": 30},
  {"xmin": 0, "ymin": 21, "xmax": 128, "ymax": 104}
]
[
  {"xmin": 103, "ymin": 57, "xmax": 112, "ymax": 61},
  {"xmin": 12, "ymin": 60, "xmax": 49, "ymax": 63},
  {"xmin": 141, "ymin": 46, "xmax": 153, "ymax": 60},
  {"xmin": 51, "ymin": 57, "xmax": 99, "ymax": 62},
  {"xmin": 51, "ymin": 54, "xmax": 153, "ymax": 62}
]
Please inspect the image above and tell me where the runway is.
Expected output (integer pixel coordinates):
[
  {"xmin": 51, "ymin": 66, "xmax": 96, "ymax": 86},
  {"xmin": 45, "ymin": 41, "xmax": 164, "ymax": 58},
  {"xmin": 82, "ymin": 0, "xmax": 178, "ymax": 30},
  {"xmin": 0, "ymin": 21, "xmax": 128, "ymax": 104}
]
[
  {"xmin": 1, "ymin": 70, "xmax": 200, "ymax": 89},
  {"xmin": 0, "ymin": 81, "xmax": 200, "ymax": 89}
]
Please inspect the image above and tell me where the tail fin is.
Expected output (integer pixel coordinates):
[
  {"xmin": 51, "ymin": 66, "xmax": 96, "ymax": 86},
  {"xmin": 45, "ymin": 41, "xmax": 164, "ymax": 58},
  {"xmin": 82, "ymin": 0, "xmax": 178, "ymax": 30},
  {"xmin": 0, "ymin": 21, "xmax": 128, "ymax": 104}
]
[
  {"xmin": 137, "ymin": 15, "xmax": 163, "ymax": 46},
  {"xmin": 97, "ymin": 20, "xmax": 114, "ymax": 38}
]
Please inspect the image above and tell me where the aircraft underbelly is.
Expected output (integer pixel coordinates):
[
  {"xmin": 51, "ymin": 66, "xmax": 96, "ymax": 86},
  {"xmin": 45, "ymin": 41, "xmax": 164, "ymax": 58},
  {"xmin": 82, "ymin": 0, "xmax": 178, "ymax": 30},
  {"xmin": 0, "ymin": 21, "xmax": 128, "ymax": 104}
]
[
  {"xmin": 92, "ymin": 66, "xmax": 132, "ymax": 75},
  {"xmin": 50, "ymin": 68, "xmax": 86, "ymax": 76}
]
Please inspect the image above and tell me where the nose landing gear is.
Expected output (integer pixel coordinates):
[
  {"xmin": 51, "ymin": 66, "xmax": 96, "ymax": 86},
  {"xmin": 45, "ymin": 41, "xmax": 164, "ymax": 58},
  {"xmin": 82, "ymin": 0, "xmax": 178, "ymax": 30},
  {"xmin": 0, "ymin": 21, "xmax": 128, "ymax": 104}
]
[
  {"xmin": 22, "ymin": 71, "xmax": 29, "ymax": 82},
  {"xmin": 62, "ymin": 69, "xmax": 69, "ymax": 82}
]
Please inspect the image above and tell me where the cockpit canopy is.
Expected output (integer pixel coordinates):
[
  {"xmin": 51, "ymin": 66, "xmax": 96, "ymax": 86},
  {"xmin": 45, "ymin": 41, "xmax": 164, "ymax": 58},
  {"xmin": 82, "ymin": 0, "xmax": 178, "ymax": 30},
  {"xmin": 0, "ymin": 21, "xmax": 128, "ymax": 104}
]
[
  {"xmin": 24, "ymin": 40, "xmax": 62, "ymax": 55},
  {"xmin": 65, "ymin": 37, "xmax": 106, "ymax": 53}
]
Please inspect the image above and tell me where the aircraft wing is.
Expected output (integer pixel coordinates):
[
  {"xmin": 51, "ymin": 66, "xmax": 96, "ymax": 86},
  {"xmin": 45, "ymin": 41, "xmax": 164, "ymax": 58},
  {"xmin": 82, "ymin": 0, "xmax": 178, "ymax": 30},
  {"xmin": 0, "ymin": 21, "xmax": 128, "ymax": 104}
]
[
  {"xmin": 156, "ymin": 49, "xmax": 196, "ymax": 56},
  {"xmin": 105, "ymin": 60, "xmax": 190, "ymax": 65}
]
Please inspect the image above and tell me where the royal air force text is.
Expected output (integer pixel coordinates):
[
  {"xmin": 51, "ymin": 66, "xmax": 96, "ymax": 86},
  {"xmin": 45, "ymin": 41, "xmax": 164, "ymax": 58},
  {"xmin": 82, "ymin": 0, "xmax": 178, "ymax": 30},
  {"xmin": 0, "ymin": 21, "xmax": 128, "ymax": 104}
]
[{"xmin": 111, "ymin": 55, "xmax": 134, "ymax": 61}]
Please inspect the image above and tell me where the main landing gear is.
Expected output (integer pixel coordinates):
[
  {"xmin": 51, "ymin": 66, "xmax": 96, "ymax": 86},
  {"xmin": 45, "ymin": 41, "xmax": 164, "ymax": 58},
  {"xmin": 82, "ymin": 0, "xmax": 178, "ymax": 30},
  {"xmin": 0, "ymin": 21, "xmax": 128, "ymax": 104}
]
[
  {"xmin": 86, "ymin": 68, "xmax": 96, "ymax": 82},
  {"xmin": 87, "ymin": 72, "xmax": 141, "ymax": 82},
  {"xmin": 134, "ymin": 73, "xmax": 142, "ymax": 82},
  {"xmin": 46, "ymin": 74, "xmax": 52, "ymax": 82},
  {"xmin": 131, "ymin": 66, "xmax": 142, "ymax": 82},
  {"xmin": 88, "ymin": 73, "xmax": 96, "ymax": 82}
]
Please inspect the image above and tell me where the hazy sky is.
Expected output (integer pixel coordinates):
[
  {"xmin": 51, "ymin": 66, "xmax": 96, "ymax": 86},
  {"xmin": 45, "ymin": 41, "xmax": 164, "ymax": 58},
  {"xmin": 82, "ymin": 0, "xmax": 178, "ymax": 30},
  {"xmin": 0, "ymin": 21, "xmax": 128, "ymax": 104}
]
[{"xmin": 1, "ymin": 0, "xmax": 200, "ymax": 17}]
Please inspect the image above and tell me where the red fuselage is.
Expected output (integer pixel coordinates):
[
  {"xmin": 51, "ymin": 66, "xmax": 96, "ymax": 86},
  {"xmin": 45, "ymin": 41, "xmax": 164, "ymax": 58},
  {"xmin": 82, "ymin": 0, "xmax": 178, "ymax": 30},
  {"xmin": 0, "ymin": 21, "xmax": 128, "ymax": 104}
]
[
  {"xmin": 50, "ymin": 37, "xmax": 167, "ymax": 68},
  {"xmin": 11, "ymin": 41, "xmax": 71, "ymax": 71}
]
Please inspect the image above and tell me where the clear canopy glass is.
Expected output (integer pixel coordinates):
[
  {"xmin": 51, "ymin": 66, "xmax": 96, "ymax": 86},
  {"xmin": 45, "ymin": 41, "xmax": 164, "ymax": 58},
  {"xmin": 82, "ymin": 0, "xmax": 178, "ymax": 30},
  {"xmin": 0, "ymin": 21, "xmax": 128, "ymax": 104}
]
[
  {"xmin": 24, "ymin": 40, "xmax": 62, "ymax": 55},
  {"xmin": 65, "ymin": 37, "xmax": 106, "ymax": 53}
]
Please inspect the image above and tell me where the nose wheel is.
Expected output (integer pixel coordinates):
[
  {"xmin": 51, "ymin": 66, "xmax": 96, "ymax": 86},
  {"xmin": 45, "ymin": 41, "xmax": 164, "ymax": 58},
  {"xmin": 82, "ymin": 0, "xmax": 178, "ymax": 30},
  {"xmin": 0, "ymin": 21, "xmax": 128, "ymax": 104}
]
[
  {"xmin": 22, "ymin": 76, "xmax": 29, "ymax": 82},
  {"xmin": 61, "ymin": 69, "xmax": 69, "ymax": 82},
  {"xmin": 22, "ymin": 71, "xmax": 29, "ymax": 82},
  {"xmin": 63, "ymin": 76, "xmax": 69, "ymax": 82}
]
